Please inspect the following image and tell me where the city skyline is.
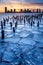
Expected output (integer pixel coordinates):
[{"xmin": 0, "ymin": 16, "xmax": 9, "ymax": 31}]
[
  {"xmin": 0, "ymin": 0, "xmax": 43, "ymax": 13},
  {"xmin": 0, "ymin": 3, "xmax": 43, "ymax": 13},
  {"xmin": 5, "ymin": 7, "xmax": 43, "ymax": 13}
]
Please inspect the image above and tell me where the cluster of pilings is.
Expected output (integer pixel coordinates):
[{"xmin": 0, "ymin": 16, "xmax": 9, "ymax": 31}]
[{"xmin": 0, "ymin": 13, "xmax": 43, "ymax": 40}]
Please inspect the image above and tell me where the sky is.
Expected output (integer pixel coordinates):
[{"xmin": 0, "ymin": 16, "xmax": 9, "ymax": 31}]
[
  {"xmin": 0, "ymin": 0, "xmax": 43, "ymax": 12},
  {"xmin": 0, "ymin": 0, "xmax": 43, "ymax": 3}
]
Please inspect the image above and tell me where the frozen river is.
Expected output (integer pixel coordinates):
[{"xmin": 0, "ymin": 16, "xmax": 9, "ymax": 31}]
[
  {"xmin": 0, "ymin": 13, "xmax": 43, "ymax": 65},
  {"xmin": 0, "ymin": 13, "xmax": 43, "ymax": 20}
]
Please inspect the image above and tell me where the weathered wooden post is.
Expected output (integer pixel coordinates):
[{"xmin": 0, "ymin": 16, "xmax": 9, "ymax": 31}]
[
  {"xmin": 1, "ymin": 29, "xmax": 4, "ymax": 40},
  {"xmin": 13, "ymin": 27, "xmax": 15, "ymax": 32}
]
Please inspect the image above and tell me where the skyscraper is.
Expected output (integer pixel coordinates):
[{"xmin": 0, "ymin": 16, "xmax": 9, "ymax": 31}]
[{"xmin": 5, "ymin": 7, "xmax": 7, "ymax": 13}]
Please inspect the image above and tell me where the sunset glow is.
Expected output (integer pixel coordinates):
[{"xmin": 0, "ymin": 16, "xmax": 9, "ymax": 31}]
[{"xmin": 0, "ymin": 3, "xmax": 43, "ymax": 13}]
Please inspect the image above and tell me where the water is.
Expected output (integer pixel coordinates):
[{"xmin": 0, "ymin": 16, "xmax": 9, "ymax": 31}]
[
  {"xmin": 0, "ymin": 13, "xmax": 42, "ymax": 21},
  {"xmin": 0, "ymin": 13, "xmax": 43, "ymax": 65}
]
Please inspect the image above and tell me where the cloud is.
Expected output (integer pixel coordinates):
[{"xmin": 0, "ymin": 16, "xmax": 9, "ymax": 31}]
[
  {"xmin": 0, "ymin": 0, "xmax": 43, "ymax": 4},
  {"xmin": 0, "ymin": 0, "xmax": 21, "ymax": 3},
  {"xmin": 24, "ymin": 0, "xmax": 43, "ymax": 3}
]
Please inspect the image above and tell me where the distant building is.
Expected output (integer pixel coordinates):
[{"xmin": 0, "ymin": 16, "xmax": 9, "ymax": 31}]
[
  {"xmin": 5, "ymin": 7, "xmax": 42, "ymax": 13},
  {"xmin": 20, "ymin": 9, "xmax": 23, "ymax": 13},
  {"xmin": 33, "ymin": 9, "xmax": 35, "ymax": 13},
  {"xmin": 5, "ymin": 7, "xmax": 7, "ymax": 13},
  {"xmin": 10, "ymin": 9, "xmax": 13, "ymax": 13},
  {"xmin": 14, "ymin": 9, "xmax": 16, "ymax": 13},
  {"xmin": 24, "ymin": 9, "xmax": 26, "ymax": 13}
]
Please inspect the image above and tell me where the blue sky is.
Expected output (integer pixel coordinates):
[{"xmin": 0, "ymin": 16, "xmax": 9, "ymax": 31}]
[{"xmin": 0, "ymin": 0, "xmax": 43, "ymax": 3}]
